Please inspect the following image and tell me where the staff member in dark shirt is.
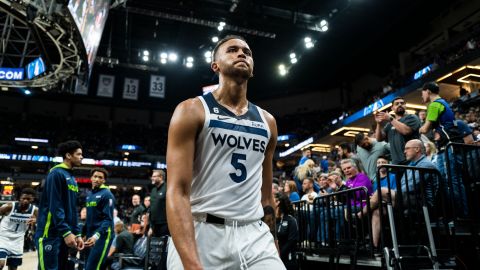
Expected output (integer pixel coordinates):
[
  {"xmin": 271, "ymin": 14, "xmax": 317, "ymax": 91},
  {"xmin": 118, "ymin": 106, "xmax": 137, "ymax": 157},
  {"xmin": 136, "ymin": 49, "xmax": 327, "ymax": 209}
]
[
  {"xmin": 147, "ymin": 169, "xmax": 168, "ymax": 270},
  {"xmin": 148, "ymin": 170, "xmax": 168, "ymax": 237},
  {"xmin": 274, "ymin": 193, "xmax": 299, "ymax": 270}
]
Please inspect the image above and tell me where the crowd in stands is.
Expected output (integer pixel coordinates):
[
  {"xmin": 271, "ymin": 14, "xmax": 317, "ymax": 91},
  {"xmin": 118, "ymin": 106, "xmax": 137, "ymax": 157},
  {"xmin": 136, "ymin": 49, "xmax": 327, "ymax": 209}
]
[{"xmin": 270, "ymin": 86, "xmax": 479, "ymax": 264}]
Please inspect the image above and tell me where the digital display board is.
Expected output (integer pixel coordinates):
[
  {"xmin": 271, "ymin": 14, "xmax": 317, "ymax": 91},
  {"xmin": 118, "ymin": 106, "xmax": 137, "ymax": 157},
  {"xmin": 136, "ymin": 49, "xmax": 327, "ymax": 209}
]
[
  {"xmin": 26, "ymin": 57, "xmax": 46, "ymax": 79},
  {"xmin": 68, "ymin": 0, "xmax": 110, "ymax": 72}
]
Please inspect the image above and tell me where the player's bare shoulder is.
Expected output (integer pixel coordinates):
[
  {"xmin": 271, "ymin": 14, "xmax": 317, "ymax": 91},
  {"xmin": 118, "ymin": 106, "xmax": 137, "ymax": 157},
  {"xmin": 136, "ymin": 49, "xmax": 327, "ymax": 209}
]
[
  {"xmin": 171, "ymin": 97, "xmax": 205, "ymax": 130},
  {"xmin": 260, "ymin": 109, "xmax": 278, "ymax": 136}
]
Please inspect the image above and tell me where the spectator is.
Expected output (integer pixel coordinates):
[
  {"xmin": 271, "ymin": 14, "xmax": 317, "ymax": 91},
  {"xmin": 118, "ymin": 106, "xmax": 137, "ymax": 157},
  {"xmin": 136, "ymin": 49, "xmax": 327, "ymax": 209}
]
[
  {"xmin": 320, "ymin": 156, "xmax": 329, "ymax": 173},
  {"xmin": 355, "ymin": 132, "xmax": 390, "ymax": 182},
  {"xmin": 419, "ymin": 109, "xmax": 434, "ymax": 140},
  {"xmin": 317, "ymin": 173, "xmax": 332, "ymax": 195},
  {"xmin": 419, "ymin": 82, "xmax": 468, "ymax": 216},
  {"xmin": 400, "ymin": 139, "xmax": 439, "ymax": 208},
  {"xmin": 293, "ymin": 159, "xmax": 319, "ymax": 195},
  {"xmin": 284, "ymin": 180, "xmax": 300, "ymax": 202},
  {"xmin": 375, "ymin": 96, "xmax": 421, "ymax": 164},
  {"xmin": 372, "ymin": 156, "xmax": 397, "ymax": 192},
  {"xmin": 107, "ymin": 221, "xmax": 134, "ymax": 270},
  {"xmin": 298, "ymin": 148, "xmax": 312, "ymax": 165},
  {"xmin": 274, "ymin": 193, "xmax": 299, "ymax": 270},
  {"xmin": 341, "ymin": 159, "xmax": 373, "ymax": 208},
  {"xmin": 143, "ymin": 196, "xmax": 151, "ymax": 212},
  {"xmin": 327, "ymin": 172, "xmax": 347, "ymax": 192},
  {"xmin": 129, "ymin": 194, "xmax": 145, "ymax": 233},
  {"xmin": 424, "ymin": 141, "xmax": 438, "ymax": 165},
  {"xmin": 300, "ymin": 178, "xmax": 317, "ymax": 204}
]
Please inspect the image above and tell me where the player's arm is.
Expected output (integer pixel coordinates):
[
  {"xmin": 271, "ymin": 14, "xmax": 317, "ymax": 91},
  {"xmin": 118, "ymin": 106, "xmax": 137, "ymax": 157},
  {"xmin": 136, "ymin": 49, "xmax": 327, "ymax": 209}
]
[
  {"xmin": 86, "ymin": 195, "xmax": 114, "ymax": 247},
  {"xmin": 0, "ymin": 203, "xmax": 13, "ymax": 216},
  {"xmin": 27, "ymin": 207, "xmax": 38, "ymax": 225},
  {"xmin": 166, "ymin": 99, "xmax": 204, "ymax": 270},
  {"xmin": 390, "ymin": 118, "xmax": 414, "ymax": 135},
  {"xmin": 261, "ymin": 110, "xmax": 278, "ymax": 236},
  {"xmin": 46, "ymin": 172, "xmax": 72, "ymax": 237},
  {"xmin": 419, "ymin": 120, "xmax": 433, "ymax": 134}
]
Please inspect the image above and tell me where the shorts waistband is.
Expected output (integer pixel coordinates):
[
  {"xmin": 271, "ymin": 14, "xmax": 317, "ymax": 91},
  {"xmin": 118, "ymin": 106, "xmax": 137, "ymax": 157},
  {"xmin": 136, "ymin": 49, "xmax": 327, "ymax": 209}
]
[{"xmin": 193, "ymin": 213, "xmax": 259, "ymax": 226}]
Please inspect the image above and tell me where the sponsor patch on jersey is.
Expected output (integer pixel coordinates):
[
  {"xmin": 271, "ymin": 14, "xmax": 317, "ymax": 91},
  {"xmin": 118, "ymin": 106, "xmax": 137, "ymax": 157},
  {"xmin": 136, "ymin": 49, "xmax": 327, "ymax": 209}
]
[{"xmin": 44, "ymin": 245, "xmax": 52, "ymax": 252}]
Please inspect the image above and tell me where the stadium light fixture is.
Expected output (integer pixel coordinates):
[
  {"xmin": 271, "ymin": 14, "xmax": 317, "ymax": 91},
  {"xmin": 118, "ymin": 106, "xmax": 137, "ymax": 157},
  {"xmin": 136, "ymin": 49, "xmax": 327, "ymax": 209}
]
[
  {"xmin": 318, "ymin": 19, "xmax": 329, "ymax": 32},
  {"xmin": 168, "ymin": 52, "xmax": 178, "ymax": 62},
  {"xmin": 160, "ymin": 58, "xmax": 167, "ymax": 64},
  {"xmin": 290, "ymin": 58, "xmax": 298, "ymax": 64},
  {"xmin": 160, "ymin": 52, "xmax": 168, "ymax": 59},
  {"xmin": 142, "ymin": 55, "xmax": 149, "ymax": 62},
  {"xmin": 212, "ymin": 36, "xmax": 219, "ymax": 43},
  {"xmin": 23, "ymin": 89, "xmax": 32, "ymax": 95},
  {"xmin": 143, "ymin": 50, "xmax": 150, "ymax": 56}
]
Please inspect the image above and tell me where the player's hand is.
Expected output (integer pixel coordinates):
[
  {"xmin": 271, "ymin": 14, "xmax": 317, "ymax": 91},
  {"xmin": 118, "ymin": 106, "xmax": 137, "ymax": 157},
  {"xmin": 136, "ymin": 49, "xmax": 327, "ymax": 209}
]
[
  {"xmin": 84, "ymin": 236, "xmax": 96, "ymax": 247},
  {"xmin": 64, "ymin": 233, "xmax": 77, "ymax": 248},
  {"xmin": 76, "ymin": 236, "xmax": 85, "ymax": 251},
  {"xmin": 27, "ymin": 217, "xmax": 36, "ymax": 225}
]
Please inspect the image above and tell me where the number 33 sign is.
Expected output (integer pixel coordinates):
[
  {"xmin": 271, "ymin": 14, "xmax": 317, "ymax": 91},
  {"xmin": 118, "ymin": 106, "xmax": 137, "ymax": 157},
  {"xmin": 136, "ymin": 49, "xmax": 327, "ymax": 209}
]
[{"xmin": 149, "ymin": 75, "xmax": 166, "ymax": 98}]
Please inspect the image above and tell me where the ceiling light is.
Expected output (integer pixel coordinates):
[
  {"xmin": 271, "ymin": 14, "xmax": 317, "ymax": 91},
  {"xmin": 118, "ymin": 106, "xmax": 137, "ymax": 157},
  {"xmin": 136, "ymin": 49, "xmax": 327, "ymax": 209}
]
[
  {"xmin": 290, "ymin": 58, "xmax": 298, "ymax": 64},
  {"xmin": 219, "ymin": 22, "xmax": 226, "ymax": 27},
  {"xmin": 186, "ymin": 62, "xmax": 194, "ymax": 68},
  {"xmin": 204, "ymin": 51, "xmax": 212, "ymax": 58},
  {"xmin": 160, "ymin": 52, "xmax": 168, "ymax": 59},
  {"xmin": 124, "ymin": 152, "xmax": 130, "ymax": 156},
  {"xmin": 168, "ymin": 53, "xmax": 178, "ymax": 62},
  {"xmin": 319, "ymin": 20, "xmax": 328, "ymax": 32},
  {"xmin": 1, "ymin": 87, "xmax": 8, "ymax": 91},
  {"xmin": 205, "ymin": 57, "xmax": 212, "ymax": 63},
  {"xmin": 31, "ymin": 145, "xmax": 38, "ymax": 149},
  {"xmin": 305, "ymin": 42, "xmax": 314, "ymax": 49},
  {"xmin": 278, "ymin": 64, "xmax": 286, "ymax": 70},
  {"xmin": 186, "ymin": 56, "xmax": 194, "ymax": 62},
  {"xmin": 212, "ymin": 36, "xmax": 219, "ymax": 43},
  {"xmin": 143, "ymin": 50, "xmax": 149, "ymax": 56},
  {"xmin": 23, "ymin": 89, "xmax": 31, "ymax": 95},
  {"xmin": 217, "ymin": 25, "xmax": 224, "ymax": 31},
  {"xmin": 142, "ymin": 55, "xmax": 149, "ymax": 62},
  {"xmin": 279, "ymin": 69, "xmax": 287, "ymax": 76},
  {"xmin": 304, "ymin": 37, "xmax": 312, "ymax": 43},
  {"xmin": 160, "ymin": 58, "xmax": 167, "ymax": 64},
  {"xmin": 289, "ymin": 53, "xmax": 296, "ymax": 59}
]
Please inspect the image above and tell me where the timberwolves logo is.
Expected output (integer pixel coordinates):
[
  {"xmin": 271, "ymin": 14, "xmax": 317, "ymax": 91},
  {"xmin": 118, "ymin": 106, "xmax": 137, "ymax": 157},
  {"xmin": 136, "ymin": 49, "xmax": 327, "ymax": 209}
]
[{"xmin": 45, "ymin": 245, "xmax": 52, "ymax": 251}]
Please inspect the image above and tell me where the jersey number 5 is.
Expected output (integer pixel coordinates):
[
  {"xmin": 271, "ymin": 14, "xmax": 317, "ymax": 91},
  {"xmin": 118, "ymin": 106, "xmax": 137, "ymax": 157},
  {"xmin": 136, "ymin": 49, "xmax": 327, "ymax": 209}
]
[{"xmin": 230, "ymin": 153, "xmax": 247, "ymax": 183}]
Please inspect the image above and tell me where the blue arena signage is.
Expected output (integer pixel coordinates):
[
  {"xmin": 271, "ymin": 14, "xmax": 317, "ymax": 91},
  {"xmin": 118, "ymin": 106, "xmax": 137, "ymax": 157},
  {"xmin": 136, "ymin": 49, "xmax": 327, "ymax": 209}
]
[{"xmin": 0, "ymin": 68, "xmax": 24, "ymax": 80}]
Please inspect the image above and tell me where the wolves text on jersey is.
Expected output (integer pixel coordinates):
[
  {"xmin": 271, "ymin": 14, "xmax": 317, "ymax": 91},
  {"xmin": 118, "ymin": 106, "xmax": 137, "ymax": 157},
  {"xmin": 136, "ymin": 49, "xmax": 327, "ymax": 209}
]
[{"xmin": 211, "ymin": 132, "xmax": 266, "ymax": 153}]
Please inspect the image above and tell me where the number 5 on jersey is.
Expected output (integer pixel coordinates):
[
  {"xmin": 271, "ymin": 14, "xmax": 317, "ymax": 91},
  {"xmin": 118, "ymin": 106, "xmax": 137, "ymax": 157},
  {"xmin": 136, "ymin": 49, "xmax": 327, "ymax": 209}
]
[{"xmin": 230, "ymin": 153, "xmax": 247, "ymax": 183}]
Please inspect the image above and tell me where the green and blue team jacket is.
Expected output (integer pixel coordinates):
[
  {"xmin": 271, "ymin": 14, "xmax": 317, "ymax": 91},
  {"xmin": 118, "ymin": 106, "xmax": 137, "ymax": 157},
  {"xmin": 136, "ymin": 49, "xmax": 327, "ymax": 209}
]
[
  {"xmin": 35, "ymin": 163, "xmax": 81, "ymax": 239},
  {"xmin": 86, "ymin": 185, "xmax": 115, "ymax": 239}
]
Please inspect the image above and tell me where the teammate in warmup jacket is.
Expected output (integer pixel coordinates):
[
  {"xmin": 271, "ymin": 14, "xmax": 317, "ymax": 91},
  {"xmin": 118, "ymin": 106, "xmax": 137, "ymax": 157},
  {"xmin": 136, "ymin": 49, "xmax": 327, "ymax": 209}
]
[
  {"xmin": 0, "ymin": 188, "xmax": 37, "ymax": 270},
  {"xmin": 84, "ymin": 167, "xmax": 115, "ymax": 270},
  {"xmin": 35, "ymin": 140, "xmax": 85, "ymax": 270}
]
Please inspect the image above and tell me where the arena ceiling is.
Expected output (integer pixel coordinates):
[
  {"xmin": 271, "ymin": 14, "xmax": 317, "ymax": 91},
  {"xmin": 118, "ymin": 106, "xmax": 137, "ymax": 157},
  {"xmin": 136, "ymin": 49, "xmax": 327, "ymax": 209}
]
[{"xmin": 95, "ymin": 0, "xmax": 457, "ymax": 105}]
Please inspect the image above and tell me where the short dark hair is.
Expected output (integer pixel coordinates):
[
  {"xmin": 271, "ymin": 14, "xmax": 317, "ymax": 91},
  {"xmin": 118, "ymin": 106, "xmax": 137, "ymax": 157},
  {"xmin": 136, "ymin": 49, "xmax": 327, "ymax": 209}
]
[
  {"xmin": 57, "ymin": 140, "xmax": 82, "ymax": 159},
  {"xmin": 460, "ymin": 88, "xmax": 468, "ymax": 96},
  {"xmin": 422, "ymin": 81, "xmax": 440, "ymax": 94},
  {"xmin": 90, "ymin": 167, "xmax": 108, "ymax": 179},
  {"xmin": 21, "ymin": 187, "xmax": 36, "ymax": 197},
  {"xmin": 392, "ymin": 96, "xmax": 405, "ymax": 105},
  {"xmin": 338, "ymin": 142, "xmax": 353, "ymax": 153},
  {"xmin": 377, "ymin": 155, "xmax": 389, "ymax": 162},
  {"xmin": 354, "ymin": 133, "xmax": 366, "ymax": 147},
  {"xmin": 212, "ymin": 35, "xmax": 247, "ymax": 61}
]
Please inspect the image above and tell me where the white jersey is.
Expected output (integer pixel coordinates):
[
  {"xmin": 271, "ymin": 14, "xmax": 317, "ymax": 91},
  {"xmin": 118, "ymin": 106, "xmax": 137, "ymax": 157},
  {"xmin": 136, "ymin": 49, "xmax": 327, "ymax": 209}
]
[
  {"xmin": 191, "ymin": 92, "xmax": 271, "ymax": 220},
  {"xmin": 0, "ymin": 202, "xmax": 36, "ymax": 256}
]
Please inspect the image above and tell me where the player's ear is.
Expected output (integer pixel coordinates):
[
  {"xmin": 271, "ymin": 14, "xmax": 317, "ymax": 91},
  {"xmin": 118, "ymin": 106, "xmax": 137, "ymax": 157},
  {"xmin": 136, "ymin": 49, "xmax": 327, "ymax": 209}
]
[{"xmin": 211, "ymin": 61, "xmax": 219, "ymax": 73}]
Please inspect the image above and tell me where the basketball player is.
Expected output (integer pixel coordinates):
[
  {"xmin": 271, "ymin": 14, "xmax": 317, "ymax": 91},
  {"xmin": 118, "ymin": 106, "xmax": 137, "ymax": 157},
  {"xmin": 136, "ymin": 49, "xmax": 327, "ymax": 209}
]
[
  {"xmin": 0, "ymin": 188, "xmax": 37, "ymax": 270},
  {"xmin": 166, "ymin": 35, "xmax": 285, "ymax": 270},
  {"xmin": 83, "ymin": 167, "xmax": 115, "ymax": 270},
  {"xmin": 35, "ymin": 140, "xmax": 84, "ymax": 270}
]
